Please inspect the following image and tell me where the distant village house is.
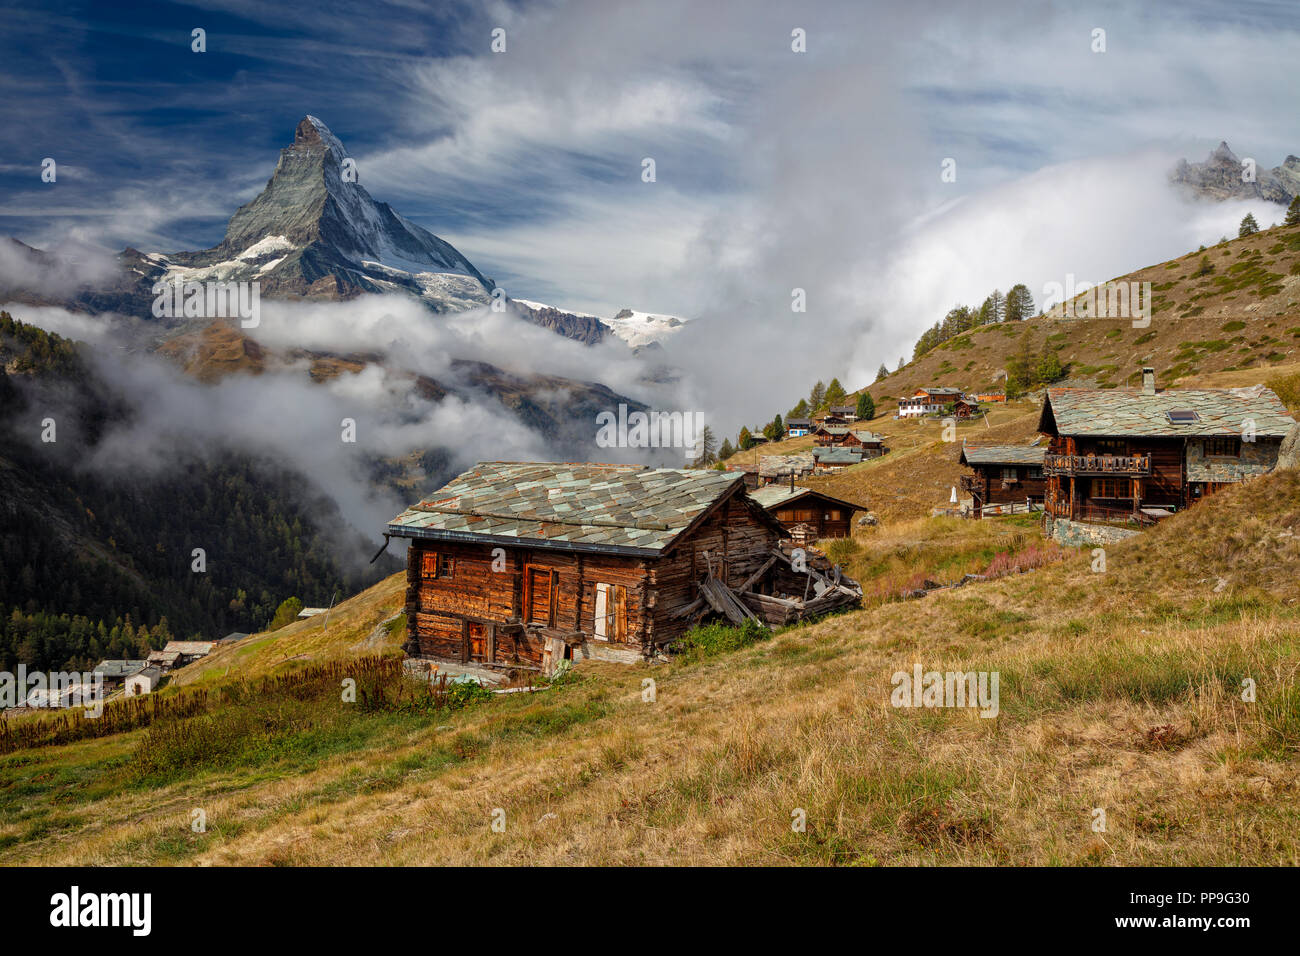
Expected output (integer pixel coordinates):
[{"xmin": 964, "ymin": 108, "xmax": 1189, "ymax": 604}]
[
  {"xmin": 898, "ymin": 387, "xmax": 965, "ymax": 418},
  {"xmin": 92, "ymin": 660, "xmax": 148, "ymax": 689},
  {"xmin": 1039, "ymin": 368, "xmax": 1297, "ymax": 536},
  {"xmin": 748, "ymin": 485, "xmax": 864, "ymax": 540},
  {"xmin": 125, "ymin": 666, "xmax": 162, "ymax": 697},
  {"xmin": 785, "ymin": 417, "xmax": 813, "ymax": 438}
]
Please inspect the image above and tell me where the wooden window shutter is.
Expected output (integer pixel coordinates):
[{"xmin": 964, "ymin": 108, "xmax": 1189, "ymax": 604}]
[
  {"xmin": 594, "ymin": 583, "xmax": 610, "ymax": 639},
  {"xmin": 547, "ymin": 570, "xmax": 558, "ymax": 626},
  {"xmin": 613, "ymin": 584, "xmax": 628, "ymax": 642},
  {"xmin": 525, "ymin": 566, "xmax": 557, "ymax": 626},
  {"xmin": 421, "ymin": 551, "xmax": 439, "ymax": 579}
]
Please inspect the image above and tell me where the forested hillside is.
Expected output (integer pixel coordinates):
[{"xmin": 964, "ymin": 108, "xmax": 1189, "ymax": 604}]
[{"xmin": 0, "ymin": 312, "xmax": 394, "ymax": 674}]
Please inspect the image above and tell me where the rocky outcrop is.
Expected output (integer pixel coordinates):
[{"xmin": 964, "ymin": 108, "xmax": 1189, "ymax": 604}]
[
  {"xmin": 1170, "ymin": 141, "xmax": 1300, "ymax": 205},
  {"xmin": 1277, "ymin": 422, "xmax": 1300, "ymax": 471},
  {"xmin": 507, "ymin": 299, "xmax": 609, "ymax": 346}
]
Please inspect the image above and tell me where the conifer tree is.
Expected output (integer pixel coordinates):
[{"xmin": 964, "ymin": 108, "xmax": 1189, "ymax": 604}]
[
  {"xmin": 1284, "ymin": 195, "xmax": 1300, "ymax": 227},
  {"xmin": 856, "ymin": 392, "xmax": 875, "ymax": 421},
  {"xmin": 824, "ymin": 378, "xmax": 847, "ymax": 407}
]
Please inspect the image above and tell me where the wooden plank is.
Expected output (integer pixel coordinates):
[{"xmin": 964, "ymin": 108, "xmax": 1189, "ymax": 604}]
[
  {"xmin": 614, "ymin": 584, "xmax": 628, "ymax": 641},
  {"xmin": 738, "ymin": 555, "xmax": 778, "ymax": 593}
]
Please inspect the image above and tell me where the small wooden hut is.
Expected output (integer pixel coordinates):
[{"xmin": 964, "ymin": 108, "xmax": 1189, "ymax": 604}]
[{"xmin": 384, "ymin": 462, "xmax": 861, "ymax": 672}]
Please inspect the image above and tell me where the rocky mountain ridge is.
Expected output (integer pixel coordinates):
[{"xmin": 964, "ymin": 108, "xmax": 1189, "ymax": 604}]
[{"xmin": 1170, "ymin": 141, "xmax": 1300, "ymax": 204}]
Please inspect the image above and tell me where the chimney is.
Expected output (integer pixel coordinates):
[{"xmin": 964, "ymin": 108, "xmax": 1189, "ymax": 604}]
[
  {"xmin": 1142, "ymin": 366, "xmax": 1156, "ymax": 396},
  {"xmin": 789, "ymin": 469, "xmax": 795, "ymax": 492}
]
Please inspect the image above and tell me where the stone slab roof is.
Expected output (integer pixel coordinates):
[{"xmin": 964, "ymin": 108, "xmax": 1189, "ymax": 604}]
[
  {"xmin": 386, "ymin": 461, "xmax": 757, "ymax": 555},
  {"xmin": 1041, "ymin": 386, "xmax": 1295, "ymax": 438}
]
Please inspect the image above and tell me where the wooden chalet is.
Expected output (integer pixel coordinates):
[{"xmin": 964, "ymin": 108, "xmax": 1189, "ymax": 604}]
[
  {"xmin": 838, "ymin": 429, "xmax": 888, "ymax": 457},
  {"xmin": 813, "ymin": 422, "xmax": 851, "ymax": 446},
  {"xmin": 1038, "ymin": 368, "xmax": 1297, "ymax": 526},
  {"xmin": 812, "ymin": 446, "xmax": 863, "ymax": 472},
  {"xmin": 958, "ymin": 444, "xmax": 1047, "ymax": 517},
  {"xmin": 759, "ymin": 453, "xmax": 815, "ymax": 485},
  {"xmin": 160, "ymin": 641, "xmax": 213, "ymax": 667},
  {"xmin": 814, "ymin": 425, "xmax": 886, "ymax": 453},
  {"xmin": 785, "ymin": 417, "xmax": 813, "ymax": 438},
  {"xmin": 748, "ymin": 483, "xmax": 864, "ymax": 539},
  {"xmin": 898, "ymin": 386, "xmax": 964, "ymax": 418},
  {"xmin": 951, "ymin": 397, "xmax": 980, "ymax": 419},
  {"xmin": 384, "ymin": 462, "xmax": 861, "ymax": 673}
]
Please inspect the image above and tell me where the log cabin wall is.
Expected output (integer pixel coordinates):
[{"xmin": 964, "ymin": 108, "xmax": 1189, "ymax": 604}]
[
  {"xmin": 769, "ymin": 498, "xmax": 853, "ymax": 538},
  {"xmin": 407, "ymin": 538, "xmax": 654, "ymax": 665},
  {"xmin": 647, "ymin": 493, "xmax": 784, "ymax": 647},
  {"xmin": 977, "ymin": 465, "xmax": 1047, "ymax": 506}
]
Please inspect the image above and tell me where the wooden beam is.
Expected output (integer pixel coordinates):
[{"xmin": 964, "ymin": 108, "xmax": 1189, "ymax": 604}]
[{"xmin": 737, "ymin": 555, "xmax": 778, "ymax": 593}]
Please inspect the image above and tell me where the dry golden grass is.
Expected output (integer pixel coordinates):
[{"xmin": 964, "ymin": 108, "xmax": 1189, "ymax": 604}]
[
  {"xmin": 4, "ymin": 470, "xmax": 1298, "ymax": 866},
  {"xmin": 170, "ymin": 573, "xmax": 407, "ymax": 688}
]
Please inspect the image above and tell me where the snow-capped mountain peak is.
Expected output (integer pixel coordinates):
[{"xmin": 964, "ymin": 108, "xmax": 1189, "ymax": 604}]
[{"xmin": 156, "ymin": 117, "xmax": 492, "ymax": 309}]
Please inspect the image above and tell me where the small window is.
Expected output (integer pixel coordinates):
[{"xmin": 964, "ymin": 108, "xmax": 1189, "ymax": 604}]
[
  {"xmin": 1166, "ymin": 409, "xmax": 1200, "ymax": 425},
  {"xmin": 1001, "ymin": 467, "xmax": 1018, "ymax": 480},
  {"xmin": 420, "ymin": 552, "xmax": 453, "ymax": 579},
  {"xmin": 1203, "ymin": 437, "xmax": 1240, "ymax": 457},
  {"xmin": 1095, "ymin": 439, "xmax": 1127, "ymax": 455}
]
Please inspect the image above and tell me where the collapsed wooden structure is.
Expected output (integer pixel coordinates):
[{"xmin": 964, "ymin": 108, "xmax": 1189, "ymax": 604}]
[
  {"xmin": 687, "ymin": 540, "xmax": 862, "ymax": 628},
  {"xmin": 385, "ymin": 462, "xmax": 862, "ymax": 673}
]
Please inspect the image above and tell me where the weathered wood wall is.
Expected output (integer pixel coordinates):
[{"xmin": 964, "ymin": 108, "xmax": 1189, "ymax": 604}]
[
  {"xmin": 768, "ymin": 493, "xmax": 855, "ymax": 539},
  {"xmin": 402, "ymin": 487, "xmax": 784, "ymax": 665},
  {"xmin": 646, "ymin": 493, "xmax": 784, "ymax": 647},
  {"xmin": 977, "ymin": 465, "xmax": 1048, "ymax": 507},
  {"xmin": 406, "ymin": 538, "xmax": 650, "ymax": 665}
]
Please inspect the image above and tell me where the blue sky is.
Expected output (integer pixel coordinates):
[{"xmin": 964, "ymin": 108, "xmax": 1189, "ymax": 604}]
[{"xmin": 3, "ymin": 0, "xmax": 1299, "ymax": 403}]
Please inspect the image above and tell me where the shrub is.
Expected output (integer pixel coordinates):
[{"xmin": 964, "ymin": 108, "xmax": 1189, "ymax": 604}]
[
  {"xmin": 674, "ymin": 619, "xmax": 771, "ymax": 662},
  {"xmin": 270, "ymin": 596, "xmax": 304, "ymax": 630},
  {"xmin": 1266, "ymin": 370, "xmax": 1300, "ymax": 413}
]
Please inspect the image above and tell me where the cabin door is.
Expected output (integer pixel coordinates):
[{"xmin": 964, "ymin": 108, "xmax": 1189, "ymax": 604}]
[
  {"xmin": 466, "ymin": 622, "xmax": 487, "ymax": 663},
  {"xmin": 594, "ymin": 583, "xmax": 628, "ymax": 642},
  {"xmin": 525, "ymin": 567, "xmax": 557, "ymax": 626}
]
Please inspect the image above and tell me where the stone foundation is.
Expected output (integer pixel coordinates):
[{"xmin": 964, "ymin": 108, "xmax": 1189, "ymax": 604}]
[{"xmin": 1043, "ymin": 515, "xmax": 1142, "ymax": 547}]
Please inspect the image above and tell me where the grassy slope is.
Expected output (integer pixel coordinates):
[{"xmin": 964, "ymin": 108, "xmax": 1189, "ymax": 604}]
[
  {"xmin": 4, "ymin": 469, "xmax": 1298, "ymax": 866},
  {"xmin": 731, "ymin": 226, "xmax": 1300, "ymax": 525},
  {"xmin": 853, "ymin": 221, "xmax": 1300, "ymax": 412},
  {"xmin": 169, "ymin": 572, "xmax": 408, "ymax": 688}
]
